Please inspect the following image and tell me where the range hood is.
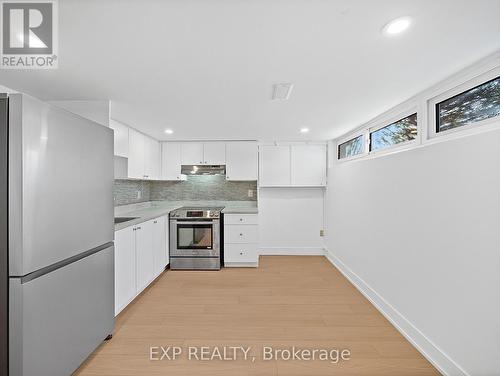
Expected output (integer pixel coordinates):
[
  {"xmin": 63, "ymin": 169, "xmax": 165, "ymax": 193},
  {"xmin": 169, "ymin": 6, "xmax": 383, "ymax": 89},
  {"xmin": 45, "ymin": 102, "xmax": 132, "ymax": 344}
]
[{"xmin": 181, "ymin": 165, "xmax": 226, "ymax": 176}]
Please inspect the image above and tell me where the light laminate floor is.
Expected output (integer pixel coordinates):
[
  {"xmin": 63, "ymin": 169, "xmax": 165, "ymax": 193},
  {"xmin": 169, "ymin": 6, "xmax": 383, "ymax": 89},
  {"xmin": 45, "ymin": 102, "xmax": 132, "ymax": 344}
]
[{"xmin": 74, "ymin": 256, "xmax": 440, "ymax": 376}]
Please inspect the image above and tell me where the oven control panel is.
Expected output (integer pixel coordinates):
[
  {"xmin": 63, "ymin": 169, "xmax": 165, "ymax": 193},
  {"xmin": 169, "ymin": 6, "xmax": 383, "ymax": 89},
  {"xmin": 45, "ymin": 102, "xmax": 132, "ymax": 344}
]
[{"xmin": 170, "ymin": 207, "xmax": 223, "ymax": 219}]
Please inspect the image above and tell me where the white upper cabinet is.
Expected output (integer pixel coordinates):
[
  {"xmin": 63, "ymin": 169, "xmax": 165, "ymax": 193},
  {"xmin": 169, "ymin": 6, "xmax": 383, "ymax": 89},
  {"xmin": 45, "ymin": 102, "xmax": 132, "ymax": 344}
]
[
  {"xmin": 144, "ymin": 136, "xmax": 160, "ymax": 180},
  {"xmin": 128, "ymin": 128, "xmax": 160, "ymax": 180},
  {"xmin": 161, "ymin": 142, "xmax": 186, "ymax": 180},
  {"xmin": 290, "ymin": 144, "xmax": 326, "ymax": 186},
  {"xmin": 259, "ymin": 145, "xmax": 291, "ymax": 186},
  {"xmin": 259, "ymin": 143, "xmax": 327, "ymax": 187},
  {"xmin": 181, "ymin": 143, "xmax": 204, "ymax": 165},
  {"xmin": 128, "ymin": 128, "xmax": 146, "ymax": 179},
  {"xmin": 181, "ymin": 142, "xmax": 226, "ymax": 165},
  {"xmin": 109, "ymin": 119, "xmax": 129, "ymax": 158},
  {"xmin": 203, "ymin": 142, "xmax": 226, "ymax": 164},
  {"xmin": 226, "ymin": 142, "xmax": 258, "ymax": 181}
]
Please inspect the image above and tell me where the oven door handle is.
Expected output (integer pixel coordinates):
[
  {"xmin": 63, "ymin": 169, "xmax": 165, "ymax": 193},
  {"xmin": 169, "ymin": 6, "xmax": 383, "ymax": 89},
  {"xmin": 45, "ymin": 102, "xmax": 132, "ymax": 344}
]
[{"xmin": 171, "ymin": 220, "xmax": 216, "ymax": 225}]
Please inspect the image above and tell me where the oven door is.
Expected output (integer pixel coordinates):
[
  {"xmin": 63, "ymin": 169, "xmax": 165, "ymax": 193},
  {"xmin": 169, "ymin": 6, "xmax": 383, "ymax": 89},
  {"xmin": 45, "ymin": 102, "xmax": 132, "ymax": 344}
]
[{"xmin": 170, "ymin": 220, "xmax": 220, "ymax": 258}]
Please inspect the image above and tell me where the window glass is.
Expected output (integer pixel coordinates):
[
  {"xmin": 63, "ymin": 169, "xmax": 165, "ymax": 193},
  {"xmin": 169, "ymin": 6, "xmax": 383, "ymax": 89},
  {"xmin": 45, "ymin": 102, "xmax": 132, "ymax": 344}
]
[
  {"xmin": 338, "ymin": 135, "xmax": 364, "ymax": 159},
  {"xmin": 370, "ymin": 113, "xmax": 417, "ymax": 151},
  {"xmin": 437, "ymin": 76, "xmax": 500, "ymax": 132}
]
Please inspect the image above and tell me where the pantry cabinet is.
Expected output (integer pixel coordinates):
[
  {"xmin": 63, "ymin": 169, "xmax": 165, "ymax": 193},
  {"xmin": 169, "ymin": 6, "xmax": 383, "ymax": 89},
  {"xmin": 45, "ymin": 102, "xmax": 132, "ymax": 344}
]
[
  {"xmin": 225, "ymin": 142, "xmax": 258, "ymax": 181},
  {"xmin": 114, "ymin": 215, "xmax": 169, "ymax": 315}
]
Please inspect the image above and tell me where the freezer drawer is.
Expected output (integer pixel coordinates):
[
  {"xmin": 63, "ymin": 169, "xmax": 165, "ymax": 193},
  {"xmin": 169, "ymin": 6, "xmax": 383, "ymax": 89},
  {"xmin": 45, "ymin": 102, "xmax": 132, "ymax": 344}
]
[{"xmin": 9, "ymin": 245, "xmax": 114, "ymax": 376}]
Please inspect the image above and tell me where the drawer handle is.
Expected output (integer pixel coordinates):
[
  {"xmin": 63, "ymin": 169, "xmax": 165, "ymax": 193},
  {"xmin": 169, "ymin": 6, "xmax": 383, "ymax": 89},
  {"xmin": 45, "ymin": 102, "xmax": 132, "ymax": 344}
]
[
  {"xmin": 239, "ymin": 218, "xmax": 243, "ymax": 222},
  {"xmin": 239, "ymin": 233, "xmax": 243, "ymax": 236}
]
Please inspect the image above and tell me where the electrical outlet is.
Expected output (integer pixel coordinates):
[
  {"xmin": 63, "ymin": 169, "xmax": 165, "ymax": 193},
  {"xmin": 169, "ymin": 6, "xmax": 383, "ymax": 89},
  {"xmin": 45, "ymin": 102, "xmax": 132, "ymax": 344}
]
[
  {"xmin": 248, "ymin": 189, "xmax": 254, "ymax": 198},
  {"xmin": 320, "ymin": 230, "xmax": 324, "ymax": 237},
  {"xmin": 137, "ymin": 190, "xmax": 142, "ymax": 199}
]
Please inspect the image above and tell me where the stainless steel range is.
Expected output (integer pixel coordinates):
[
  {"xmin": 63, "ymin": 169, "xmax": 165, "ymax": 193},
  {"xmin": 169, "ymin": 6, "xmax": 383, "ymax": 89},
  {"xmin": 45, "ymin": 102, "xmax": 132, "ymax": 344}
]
[{"xmin": 169, "ymin": 207, "xmax": 223, "ymax": 270}]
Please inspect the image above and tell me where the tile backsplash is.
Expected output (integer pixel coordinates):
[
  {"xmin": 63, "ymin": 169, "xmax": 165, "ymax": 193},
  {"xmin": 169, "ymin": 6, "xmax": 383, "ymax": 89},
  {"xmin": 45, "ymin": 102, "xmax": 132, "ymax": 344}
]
[
  {"xmin": 114, "ymin": 175, "xmax": 257, "ymax": 206},
  {"xmin": 114, "ymin": 180, "xmax": 151, "ymax": 206}
]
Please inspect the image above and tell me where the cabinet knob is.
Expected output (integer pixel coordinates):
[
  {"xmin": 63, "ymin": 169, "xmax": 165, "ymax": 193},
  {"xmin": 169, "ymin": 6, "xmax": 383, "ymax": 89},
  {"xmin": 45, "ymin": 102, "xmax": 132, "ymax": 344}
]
[
  {"xmin": 239, "ymin": 218, "xmax": 243, "ymax": 222},
  {"xmin": 239, "ymin": 233, "xmax": 243, "ymax": 236},
  {"xmin": 240, "ymin": 252, "xmax": 243, "ymax": 255}
]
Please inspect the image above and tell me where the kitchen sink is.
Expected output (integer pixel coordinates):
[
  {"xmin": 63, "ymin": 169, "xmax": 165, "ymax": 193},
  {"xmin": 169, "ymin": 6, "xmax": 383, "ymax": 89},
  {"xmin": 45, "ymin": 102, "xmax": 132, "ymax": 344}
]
[{"xmin": 114, "ymin": 217, "xmax": 139, "ymax": 224}]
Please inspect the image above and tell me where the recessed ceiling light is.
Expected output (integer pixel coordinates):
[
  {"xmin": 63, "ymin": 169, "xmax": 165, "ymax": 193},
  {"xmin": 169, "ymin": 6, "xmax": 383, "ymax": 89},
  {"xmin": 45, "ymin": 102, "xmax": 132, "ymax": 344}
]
[
  {"xmin": 272, "ymin": 83, "xmax": 294, "ymax": 100},
  {"xmin": 164, "ymin": 129, "xmax": 174, "ymax": 134},
  {"xmin": 300, "ymin": 128, "xmax": 310, "ymax": 134},
  {"xmin": 382, "ymin": 16, "xmax": 412, "ymax": 36}
]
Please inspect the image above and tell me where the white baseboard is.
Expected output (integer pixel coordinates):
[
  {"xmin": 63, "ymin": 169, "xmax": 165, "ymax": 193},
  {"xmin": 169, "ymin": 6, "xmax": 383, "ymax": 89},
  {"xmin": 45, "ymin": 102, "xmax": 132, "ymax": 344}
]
[
  {"xmin": 324, "ymin": 249, "xmax": 468, "ymax": 376},
  {"xmin": 259, "ymin": 247, "xmax": 326, "ymax": 256},
  {"xmin": 224, "ymin": 262, "xmax": 258, "ymax": 268}
]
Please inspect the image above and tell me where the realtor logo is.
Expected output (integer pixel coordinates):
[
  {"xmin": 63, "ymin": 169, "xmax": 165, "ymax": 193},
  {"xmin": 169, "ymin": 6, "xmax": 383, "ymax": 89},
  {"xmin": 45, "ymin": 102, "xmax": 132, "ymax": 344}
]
[{"xmin": 1, "ymin": 0, "xmax": 58, "ymax": 69}]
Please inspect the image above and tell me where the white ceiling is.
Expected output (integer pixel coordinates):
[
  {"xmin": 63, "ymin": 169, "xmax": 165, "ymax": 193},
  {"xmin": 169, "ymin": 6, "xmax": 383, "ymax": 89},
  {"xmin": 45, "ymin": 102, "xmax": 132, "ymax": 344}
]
[{"xmin": 1, "ymin": 0, "xmax": 499, "ymax": 141}]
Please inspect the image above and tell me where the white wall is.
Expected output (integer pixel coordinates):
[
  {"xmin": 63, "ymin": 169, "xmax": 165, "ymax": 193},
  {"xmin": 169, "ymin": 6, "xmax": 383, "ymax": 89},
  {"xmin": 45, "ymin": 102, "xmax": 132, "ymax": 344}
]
[
  {"xmin": 325, "ymin": 128, "xmax": 500, "ymax": 375},
  {"xmin": 48, "ymin": 100, "xmax": 110, "ymax": 127},
  {"xmin": 258, "ymin": 188, "xmax": 325, "ymax": 254}
]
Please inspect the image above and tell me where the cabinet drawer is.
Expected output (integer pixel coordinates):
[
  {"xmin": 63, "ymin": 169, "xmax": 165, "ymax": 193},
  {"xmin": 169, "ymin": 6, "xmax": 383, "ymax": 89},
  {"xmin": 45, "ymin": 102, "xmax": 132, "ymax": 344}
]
[
  {"xmin": 225, "ymin": 224, "xmax": 258, "ymax": 243},
  {"xmin": 224, "ymin": 243, "xmax": 258, "ymax": 263},
  {"xmin": 224, "ymin": 214, "xmax": 258, "ymax": 225}
]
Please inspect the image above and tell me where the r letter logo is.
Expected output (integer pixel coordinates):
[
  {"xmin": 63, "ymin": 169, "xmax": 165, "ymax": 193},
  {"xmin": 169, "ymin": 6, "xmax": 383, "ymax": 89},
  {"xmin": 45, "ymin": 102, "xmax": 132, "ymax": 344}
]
[{"xmin": 1, "ymin": 0, "xmax": 58, "ymax": 69}]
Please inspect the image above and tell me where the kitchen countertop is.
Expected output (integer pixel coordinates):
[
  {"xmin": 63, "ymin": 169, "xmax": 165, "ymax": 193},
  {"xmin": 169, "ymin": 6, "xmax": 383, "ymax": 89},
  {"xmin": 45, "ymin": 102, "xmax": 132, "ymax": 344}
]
[{"xmin": 114, "ymin": 200, "xmax": 258, "ymax": 231}]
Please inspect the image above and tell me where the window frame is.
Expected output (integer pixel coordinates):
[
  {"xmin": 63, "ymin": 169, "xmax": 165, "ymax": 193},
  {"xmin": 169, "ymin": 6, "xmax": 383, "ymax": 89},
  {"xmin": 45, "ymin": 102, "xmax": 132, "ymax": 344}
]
[
  {"xmin": 337, "ymin": 133, "xmax": 367, "ymax": 161},
  {"xmin": 428, "ymin": 68, "xmax": 500, "ymax": 139},
  {"xmin": 368, "ymin": 112, "xmax": 418, "ymax": 154}
]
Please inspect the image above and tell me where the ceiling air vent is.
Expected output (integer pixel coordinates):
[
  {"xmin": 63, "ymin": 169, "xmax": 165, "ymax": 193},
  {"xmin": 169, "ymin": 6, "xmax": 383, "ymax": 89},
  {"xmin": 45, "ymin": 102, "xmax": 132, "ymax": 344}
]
[{"xmin": 272, "ymin": 83, "xmax": 294, "ymax": 100}]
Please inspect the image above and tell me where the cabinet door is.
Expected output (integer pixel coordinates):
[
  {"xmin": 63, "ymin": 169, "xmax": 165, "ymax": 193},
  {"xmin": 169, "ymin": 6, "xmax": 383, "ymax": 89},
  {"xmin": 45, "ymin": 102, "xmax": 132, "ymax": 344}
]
[
  {"xmin": 128, "ymin": 129, "xmax": 145, "ymax": 179},
  {"xmin": 291, "ymin": 144, "xmax": 326, "ymax": 186},
  {"xmin": 203, "ymin": 142, "xmax": 226, "ymax": 164},
  {"xmin": 161, "ymin": 142, "xmax": 184, "ymax": 180},
  {"xmin": 114, "ymin": 227, "xmax": 136, "ymax": 315},
  {"xmin": 181, "ymin": 142, "xmax": 204, "ymax": 165},
  {"xmin": 165, "ymin": 217, "xmax": 170, "ymax": 265},
  {"xmin": 152, "ymin": 216, "xmax": 166, "ymax": 277},
  {"xmin": 109, "ymin": 119, "xmax": 129, "ymax": 158},
  {"xmin": 259, "ymin": 145, "xmax": 291, "ymax": 186},
  {"xmin": 135, "ymin": 220, "xmax": 155, "ymax": 293},
  {"xmin": 144, "ymin": 137, "xmax": 160, "ymax": 180},
  {"xmin": 226, "ymin": 142, "xmax": 258, "ymax": 181}
]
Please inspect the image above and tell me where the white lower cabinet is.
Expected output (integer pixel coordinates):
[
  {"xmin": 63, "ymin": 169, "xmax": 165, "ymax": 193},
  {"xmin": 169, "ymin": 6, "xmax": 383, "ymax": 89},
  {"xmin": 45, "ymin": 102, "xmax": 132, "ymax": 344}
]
[
  {"xmin": 114, "ymin": 226, "xmax": 136, "ymax": 316},
  {"xmin": 136, "ymin": 219, "xmax": 155, "ymax": 293},
  {"xmin": 224, "ymin": 214, "xmax": 259, "ymax": 267},
  {"xmin": 152, "ymin": 216, "xmax": 167, "ymax": 277},
  {"xmin": 114, "ymin": 215, "xmax": 169, "ymax": 315}
]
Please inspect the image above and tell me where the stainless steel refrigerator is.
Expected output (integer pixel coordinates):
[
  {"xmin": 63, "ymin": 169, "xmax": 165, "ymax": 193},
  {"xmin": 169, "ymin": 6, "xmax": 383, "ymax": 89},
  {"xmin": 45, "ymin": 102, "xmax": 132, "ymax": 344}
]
[{"xmin": 0, "ymin": 93, "xmax": 115, "ymax": 376}]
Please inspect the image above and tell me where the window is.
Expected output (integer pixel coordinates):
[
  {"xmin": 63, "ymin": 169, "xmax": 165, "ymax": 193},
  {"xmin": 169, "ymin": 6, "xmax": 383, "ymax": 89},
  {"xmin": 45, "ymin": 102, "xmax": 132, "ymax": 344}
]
[
  {"xmin": 338, "ymin": 135, "xmax": 364, "ymax": 159},
  {"xmin": 436, "ymin": 76, "xmax": 500, "ymax": 133},
  {"xmin": 370, "ymin": 113, "xmax": 417, "ymax": 151}
]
